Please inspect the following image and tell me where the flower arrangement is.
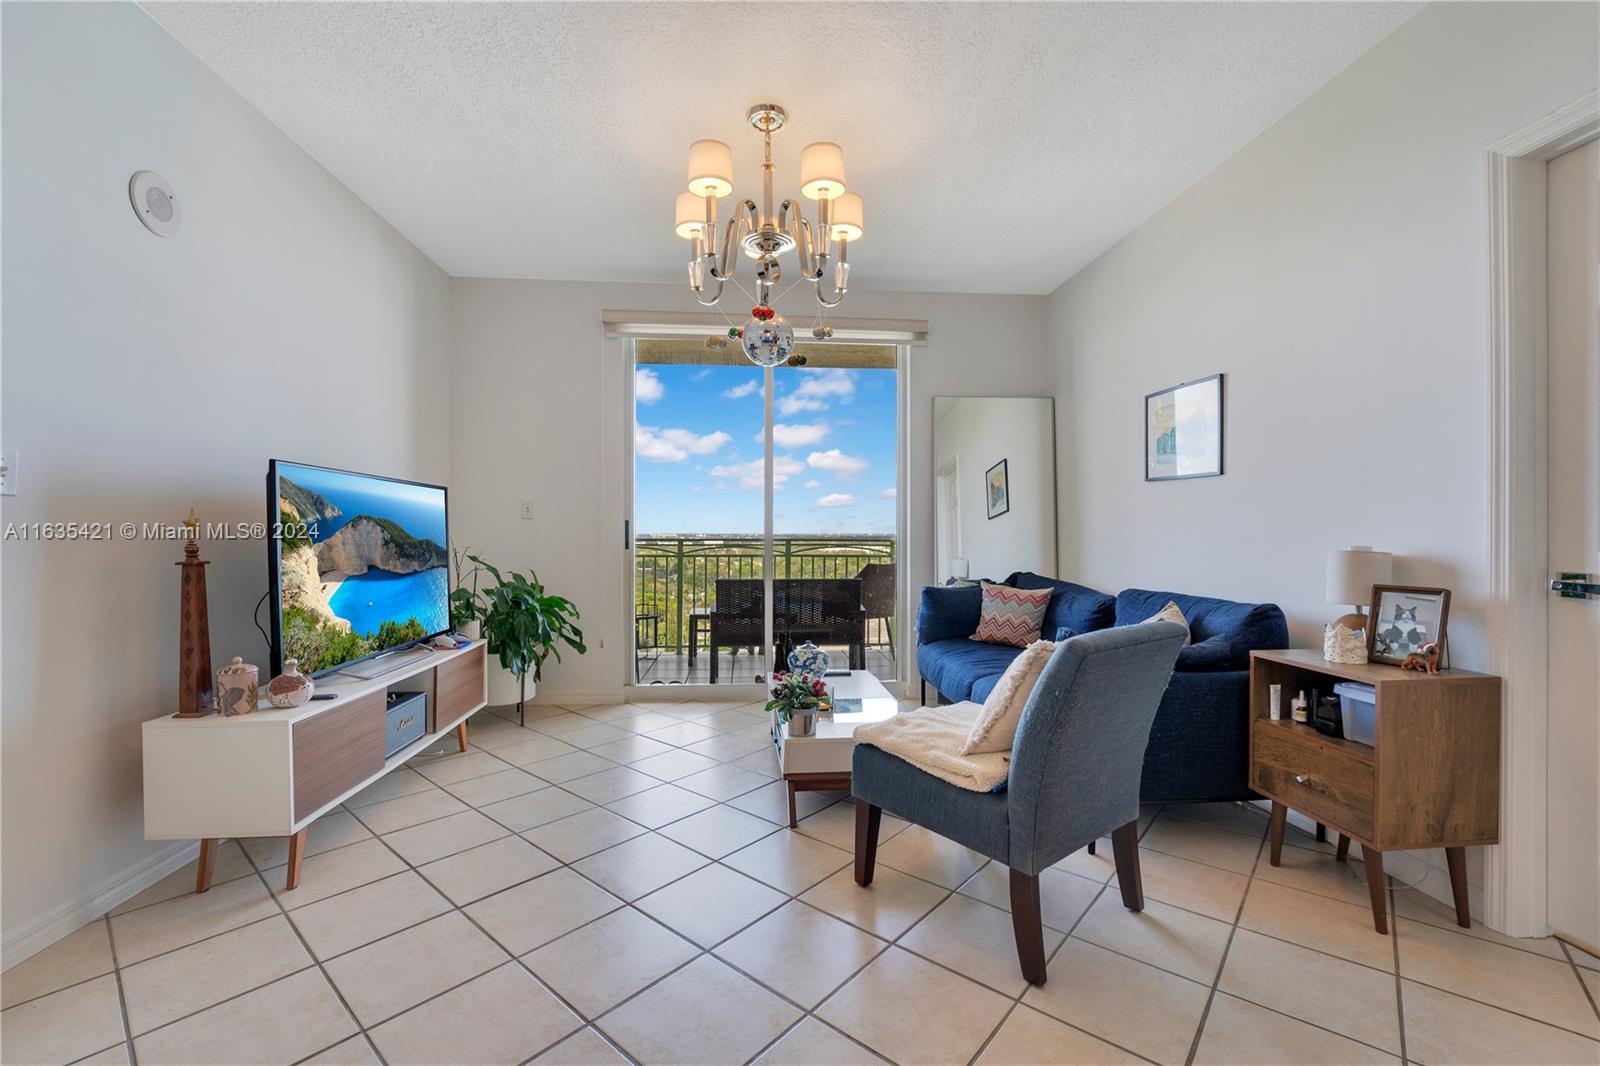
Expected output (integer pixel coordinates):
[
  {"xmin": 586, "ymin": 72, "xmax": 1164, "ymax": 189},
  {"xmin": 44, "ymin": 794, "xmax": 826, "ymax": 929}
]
[{"xmin": 766, "ymin": 670, "xmax": 829, "ymax": 723}]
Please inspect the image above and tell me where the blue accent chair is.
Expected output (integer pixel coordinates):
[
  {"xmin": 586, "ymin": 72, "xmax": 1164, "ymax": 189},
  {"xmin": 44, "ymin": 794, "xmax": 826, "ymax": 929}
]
[
  {"xmin": 913, "ymin": 574, "xmax": 1289, "ymax": 802},
  {"xmin": 854, "ymin": 621, "xmax": 1187, "ymax": 985}
]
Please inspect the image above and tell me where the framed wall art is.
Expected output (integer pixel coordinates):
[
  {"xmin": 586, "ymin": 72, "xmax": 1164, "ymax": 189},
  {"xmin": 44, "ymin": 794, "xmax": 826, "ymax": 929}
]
[{"xmin": 1146, "ymin": 374, "xmax": 1224, "ymax": 481}]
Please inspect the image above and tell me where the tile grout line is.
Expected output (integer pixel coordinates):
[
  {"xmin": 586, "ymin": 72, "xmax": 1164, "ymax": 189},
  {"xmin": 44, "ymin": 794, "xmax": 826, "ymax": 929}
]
[
  {"xmin": 1391, "ymin": 879, "xmax": 1409, "ymax": 1065},
  {"xmin": 1182, "ymin": 828, "xmax": 1266, "ymax": 1066},
  {"xmin": 103, "ymin": 913, "xmax": 138, "ymax": 1066},
  {"xmin": 1561, "ymin": 941, "xmax": 1600, "ymax": 1023}
]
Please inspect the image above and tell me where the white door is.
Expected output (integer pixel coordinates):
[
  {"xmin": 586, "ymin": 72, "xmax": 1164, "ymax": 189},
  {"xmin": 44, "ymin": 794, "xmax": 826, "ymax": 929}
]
[{"xmin": 1545, "ymin": 137, "xmax": 1600, "ymax": 950}]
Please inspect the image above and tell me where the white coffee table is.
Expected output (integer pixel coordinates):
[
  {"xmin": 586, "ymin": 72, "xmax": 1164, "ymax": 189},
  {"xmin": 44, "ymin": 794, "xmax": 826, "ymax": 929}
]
[{"xmin": 774, "ymin": 670, "xmax": 900, "ymax": 827}]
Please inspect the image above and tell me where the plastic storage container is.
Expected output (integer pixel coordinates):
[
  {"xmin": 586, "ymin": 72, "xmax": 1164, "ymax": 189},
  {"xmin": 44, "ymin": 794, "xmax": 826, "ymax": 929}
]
[{"xmin": 1333, "ymin": 682, "xmax": 1377, "ymax": 746}]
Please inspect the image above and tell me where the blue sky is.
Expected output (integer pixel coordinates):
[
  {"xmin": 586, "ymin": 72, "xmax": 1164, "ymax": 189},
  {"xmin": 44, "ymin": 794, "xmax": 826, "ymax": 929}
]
[{"xmin": 634, "ymin": 362, "xmax": 897, "ymax": 535}]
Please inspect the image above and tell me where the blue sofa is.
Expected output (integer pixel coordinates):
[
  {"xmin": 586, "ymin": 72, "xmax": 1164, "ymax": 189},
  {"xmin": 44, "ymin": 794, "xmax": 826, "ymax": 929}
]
[{"xmin": 916, "ymin": 573, "xmax": 1289, "ymax": 802}]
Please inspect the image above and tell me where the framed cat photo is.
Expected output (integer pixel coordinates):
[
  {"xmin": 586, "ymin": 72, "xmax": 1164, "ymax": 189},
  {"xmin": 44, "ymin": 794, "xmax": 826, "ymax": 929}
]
[{"xmin": 1367, "ymin": 585, "xmax": 1451, "ymax": 666}]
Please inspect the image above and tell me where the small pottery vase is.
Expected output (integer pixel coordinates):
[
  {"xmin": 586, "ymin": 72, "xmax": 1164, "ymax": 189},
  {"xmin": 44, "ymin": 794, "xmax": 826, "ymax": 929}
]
[
  {"xmin": 265, "ymin": 658, "xmax": 314, "ymax": 708},
  {"xmin": 460, "ymin": 620, "xmax": 481, "ymax": 641},
  {"xmin": 1323, "ymin": 623, "xmax": 1368, "ymax": 664},
  {"xmin": 216, "ymin": 657, "xmax": 259, "ymax": 717},
  {"xmin": 787, "ymin": 641, "xmax": 830, "ymax": 676},
  {"xmin": 786, "ymin": 707, "xmax": 818, "ymax": 738}
]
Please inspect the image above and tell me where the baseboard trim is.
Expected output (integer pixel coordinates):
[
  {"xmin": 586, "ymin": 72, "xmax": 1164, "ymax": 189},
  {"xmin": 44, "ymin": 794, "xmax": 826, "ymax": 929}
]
[{"xmin": 2, "ymin": 840, "xmax": 198, "ymax": 969}]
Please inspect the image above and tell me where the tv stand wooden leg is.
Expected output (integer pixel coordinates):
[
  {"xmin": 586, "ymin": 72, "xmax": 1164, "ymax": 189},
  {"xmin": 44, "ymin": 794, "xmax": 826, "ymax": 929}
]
[
  {"xmin": 787, "ymin": 780, "xmax": 799, "ymax": 828},
  {"xmin": 455, "ymin": 720, "xmax": 468, "ymax": 753},
  {"xmin": 195, "ymin": 838, "xmax": 219, "ymax": 893},
  {"xmin": 1268, "ymin": 801, "xmax": 1287, "ymax": 866},
  {"xmin": 1445, "ymin": 846, "xmax": 1471, "ymax": 928},
  {"xmin": 1364, "ymin": 849, "xmax": 1388, "ymax": 934},
  {"xmin": 284, "ymin": 827, "xmax": 308, "ymax": 891}
]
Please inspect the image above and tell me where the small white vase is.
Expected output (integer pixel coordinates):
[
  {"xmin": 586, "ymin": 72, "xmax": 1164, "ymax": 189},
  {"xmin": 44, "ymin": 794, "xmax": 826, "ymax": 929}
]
[{"xmin": 460, "ymin": 620, "xmax": 481, "ymax": 641}]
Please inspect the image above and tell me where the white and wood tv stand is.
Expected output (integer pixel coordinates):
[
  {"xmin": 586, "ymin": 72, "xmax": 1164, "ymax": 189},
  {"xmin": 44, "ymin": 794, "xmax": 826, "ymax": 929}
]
[{"xmin": 142, "ymin": 642, "xmax": 488, "ymax": 893}]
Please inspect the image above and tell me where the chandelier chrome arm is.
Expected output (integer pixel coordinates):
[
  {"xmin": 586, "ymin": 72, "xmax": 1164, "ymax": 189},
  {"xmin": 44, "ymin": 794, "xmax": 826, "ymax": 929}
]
[
  {"xmin": 707, "ymin": 199, "xmax": 759, "ymax": 282},
  {"xmin": 814, "ymin": 238, "xmax": 849, "ymax": 307},
  {"xmin": 689, "ymin": 199, "xmax": 758, "ymax": 305}
]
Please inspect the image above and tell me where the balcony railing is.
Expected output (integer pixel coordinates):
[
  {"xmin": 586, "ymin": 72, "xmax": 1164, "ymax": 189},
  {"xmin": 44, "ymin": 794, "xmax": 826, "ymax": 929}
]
[{"xmin": 634, "ymin": 533, "xmax": 897, "ymax": 659}]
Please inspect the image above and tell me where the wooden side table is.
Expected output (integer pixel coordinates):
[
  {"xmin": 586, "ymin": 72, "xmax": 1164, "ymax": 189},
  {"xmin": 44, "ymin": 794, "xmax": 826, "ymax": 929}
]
[{"xmin": 1248, "ymin": 649, "xmax": 1501, "ymax": 934}]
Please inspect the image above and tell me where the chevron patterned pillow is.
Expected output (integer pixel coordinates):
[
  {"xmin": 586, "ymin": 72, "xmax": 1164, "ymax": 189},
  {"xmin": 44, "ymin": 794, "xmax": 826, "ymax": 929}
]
[{"xmin": 971, "ymin": 581, "xmax": 1052, "ymax": 647}]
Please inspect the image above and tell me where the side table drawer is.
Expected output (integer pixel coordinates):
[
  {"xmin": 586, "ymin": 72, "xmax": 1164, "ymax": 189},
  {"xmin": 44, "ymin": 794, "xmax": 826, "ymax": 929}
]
[{"xmin": 1252, "ymin": 722, "xmax": 1375, "ymax": 840}]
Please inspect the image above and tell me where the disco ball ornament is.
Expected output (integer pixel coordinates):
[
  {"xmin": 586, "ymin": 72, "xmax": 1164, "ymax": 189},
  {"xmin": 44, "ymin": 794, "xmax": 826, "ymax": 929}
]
[{"xmin": 741, "ymin": 313, "xmax": 795, "ymax": 367}]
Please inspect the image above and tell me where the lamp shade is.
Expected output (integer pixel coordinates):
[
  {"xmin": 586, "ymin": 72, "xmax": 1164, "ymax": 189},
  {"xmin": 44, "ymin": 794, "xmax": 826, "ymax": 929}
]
[
  {"xmin": 829, "ymin": 192, "xmax": 864, "ymax": 242},
  {"xmin": 674, "ymin": 192, "xmax": 704, "ymax": 239},
  {"xmin": 800, "ymin": 142, "xmax": 846, "ymax": 200},
  {"xmin": 1326, "ymin": 546, "xmax": 1393, "ymax": 606},
  {"xmin": 686, "ymin": 140, "xmax": 733, "ymax": 198}
]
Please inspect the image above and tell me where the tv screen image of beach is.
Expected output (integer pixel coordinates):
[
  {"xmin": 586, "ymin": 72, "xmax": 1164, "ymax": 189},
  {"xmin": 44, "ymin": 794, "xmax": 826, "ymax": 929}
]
[{"xmin": 274, "ymin": 462, "xmax": 449, "ymax": 675}]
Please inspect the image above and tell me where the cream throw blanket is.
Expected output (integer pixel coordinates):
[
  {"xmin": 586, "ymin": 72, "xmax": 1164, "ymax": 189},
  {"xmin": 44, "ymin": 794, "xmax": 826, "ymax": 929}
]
[{"xmin": 853, "ymin": 702, "xmax": 1010, "ymax": 793}]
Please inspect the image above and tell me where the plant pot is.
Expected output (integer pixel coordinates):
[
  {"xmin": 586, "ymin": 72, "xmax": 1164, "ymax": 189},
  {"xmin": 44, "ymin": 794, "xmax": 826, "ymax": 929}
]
[
  {"xmin": 786, "ymin": 708, "xmax": 817, "ymax": 738},
  {"xmin": 460, "ymin": 620, "xmax": 481, "ymax": 641}
]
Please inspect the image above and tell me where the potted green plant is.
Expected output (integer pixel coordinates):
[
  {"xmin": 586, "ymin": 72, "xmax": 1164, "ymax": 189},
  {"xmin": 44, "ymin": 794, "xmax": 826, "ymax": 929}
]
[
  {"xmin": 449, "ymin": 544, "xmax": 485, "ymax": 640},
  {"xmin": 766, "ymin": 670, "xmax": 829, "ymax": 738},
  {"xmin": 471, "ymin": 555, "xmax": 585, "ymax": 724}
]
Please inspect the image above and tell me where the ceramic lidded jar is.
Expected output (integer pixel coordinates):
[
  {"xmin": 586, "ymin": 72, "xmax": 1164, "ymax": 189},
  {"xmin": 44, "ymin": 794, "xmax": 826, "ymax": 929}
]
[
  {"xmin": 216, "ymin": 657, "xmax": 259, "ymax": 717},
  {"xmin": 786, "ymin": 641, "xmax": 830, "ymax": 677},
  {"xmin": 265, "ymin": 658, "xmax": 314, "ymax": 708}
]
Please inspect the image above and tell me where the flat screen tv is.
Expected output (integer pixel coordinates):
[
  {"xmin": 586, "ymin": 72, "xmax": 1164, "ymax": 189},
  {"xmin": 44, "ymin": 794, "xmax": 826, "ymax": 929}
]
[{"xmin": 267, "ymin": 460, "xmax": 450, "ymax": 678}]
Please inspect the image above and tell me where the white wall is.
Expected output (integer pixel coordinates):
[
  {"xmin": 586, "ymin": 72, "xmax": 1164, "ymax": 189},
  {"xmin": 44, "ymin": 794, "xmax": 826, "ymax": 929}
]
[
  {"xmin": 449, "ymin": 280, "xmax": 1049, "ymax": 702},
  {"xmin": 1045, "ymin": 1, "xmax": 1598, "ymax": 919},
  {"xmin": 933, "ymin": 398, "xmax": 1056, "ymax": 581},
  {"xmin": 1, "ymin": 3, "xmax": 451, "ymax": 959}
]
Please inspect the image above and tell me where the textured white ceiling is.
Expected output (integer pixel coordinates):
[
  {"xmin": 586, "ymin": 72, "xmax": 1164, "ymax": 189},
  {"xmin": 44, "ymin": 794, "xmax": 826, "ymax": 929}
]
[{"xmin": 144, "ymin": 2, "xmax": 1417, "ymax": 294}]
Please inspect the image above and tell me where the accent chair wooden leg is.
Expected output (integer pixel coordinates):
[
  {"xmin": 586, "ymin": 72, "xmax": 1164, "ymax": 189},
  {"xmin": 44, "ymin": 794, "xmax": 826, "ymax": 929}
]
[
  {"xmin": 195, "ymin": 838, "xmax": 219, "ymax": 893},
  {"xmin": 1445, "ymin": 846, "xmax": 1471, "ymax": 928},
  {"xmin": 1111, "ymin": 820, "xmax": 1143, "ymax": 911},
  {"xmin": 1087, "ymin": 840, "xmax": 1096, "ymax": 856},
  {"xmin": 1363, "ymin": 849, "xmax": 1388, "ymax": 934},
  {"xmin": 787, "ymin": 780, "xmax": 799, "ymax": 829},
  {"xmin": 1009, "ymin": 868, "xmax": 1048, "ymax": 986},
  {"xmin": 455, "ymin": 720, "xmax": 468, "ymax": 753},
  {"xmin": 284, "ymin": 827, "xmax": 309, "ymax": 892},
  {"xmin": 854, "ymin": 801, "xmax": 882, "ymax": 886},
  {"xmin": 1268, "ymin": 801, "xmax": 1288, "ymax": 867},
  {"xmin": 920, "ymin": 679, "xmax": 926, "ymax": 705},
  {"xmin": 1336, "ymin": 833, "xmax": 1351, "ymax": 862}
]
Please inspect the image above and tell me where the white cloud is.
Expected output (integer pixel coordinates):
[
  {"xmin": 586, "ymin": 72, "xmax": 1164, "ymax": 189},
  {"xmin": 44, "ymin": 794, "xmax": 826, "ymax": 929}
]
[
  {"xmin": 807, "ymin": 448, "xmax": 869, "ymax": 480},
  {"xmin": 817, "ymin": 493, "xmax": 857, "ymax": 508},
  {"xmin": 877, "ymin": 487, "xmax": 897, "ymax": 498},
  {"xmin": 803, "ymin": 479, "xmax": 822, "ymax": 489},
  {"xmin": 777, "ymin": 368, "xmax": 855, "ymax": 415},
  {"xmin": 690, "ymin": 368, "xmax": 712, "ymax": 382},
  {"xmin": 635, "ymin": 425, "xmax": 732, "ymax": 463},
  {"xmin": 634, "ymin": 368, "xmax": 664, "ymax": 405},
  {"xmin": 722, "ymin": 380, "xmax": 762, "ymax": 400},
  {"xmin": 710, "ymin": 455, "xmax": 806, "ymax": 489},
  {"xmin": 756, "ymin": 422, "xmax": 830, "ymax": 448}
]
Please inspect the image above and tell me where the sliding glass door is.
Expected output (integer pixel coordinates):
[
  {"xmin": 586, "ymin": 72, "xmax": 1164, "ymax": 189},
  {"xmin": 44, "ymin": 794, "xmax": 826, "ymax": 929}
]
[{"xmin": 628, "ymin": 338, "xmax": 900, "ymax": 689}]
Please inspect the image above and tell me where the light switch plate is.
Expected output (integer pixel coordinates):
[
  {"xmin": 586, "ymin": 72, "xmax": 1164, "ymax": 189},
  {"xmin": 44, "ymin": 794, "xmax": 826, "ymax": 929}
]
[
  {"xmin": 520, "ymin": 500, "xmax": 535, "ymax": 520},
  {"xmin": 0, "ymin": 451, "xmax": 16, "ymax": 496}
]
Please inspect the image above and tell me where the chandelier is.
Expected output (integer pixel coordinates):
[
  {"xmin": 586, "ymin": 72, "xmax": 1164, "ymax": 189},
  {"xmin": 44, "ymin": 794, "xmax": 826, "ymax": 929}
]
[{"xmin": 674, "ymin": 103, "xmax": 864, "ymax": 366}]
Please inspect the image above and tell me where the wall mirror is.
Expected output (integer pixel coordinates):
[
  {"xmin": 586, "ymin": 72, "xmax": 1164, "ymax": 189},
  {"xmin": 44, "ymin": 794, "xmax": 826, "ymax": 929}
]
[{"xmin": 932, "ymin": 397, "xmax": 1057, "ymax": 584}]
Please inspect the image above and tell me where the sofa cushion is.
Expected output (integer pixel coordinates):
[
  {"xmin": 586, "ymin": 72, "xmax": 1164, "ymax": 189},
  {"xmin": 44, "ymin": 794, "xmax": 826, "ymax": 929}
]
[
  {"xmin": 972, "ymin": 582, "xmax": 1052, "ymax": 647},
  {"xmin": 1005, "ymin": 572, "xmax": 1117, "ymax": 637},
  {"xmin": 917, "ymin": 584, "xmax": 985, "ymax": 644},
  {"xmin": 1176, "ymin": 634, "xmax": 1235, "ymax": 672},
  {"xmin": 1115, "ymin": 588, "xmax": 1288, "ymax": 671},
  {"xmin": 918, "ymin": 638, "xmax": 1021, "ymax": 703}
]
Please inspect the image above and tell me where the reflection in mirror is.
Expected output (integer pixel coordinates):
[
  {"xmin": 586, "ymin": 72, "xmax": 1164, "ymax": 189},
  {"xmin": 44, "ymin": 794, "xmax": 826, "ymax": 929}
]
[{"xmin": 932, "ymin": 397, "xmax": 1057, "ymax": 584}]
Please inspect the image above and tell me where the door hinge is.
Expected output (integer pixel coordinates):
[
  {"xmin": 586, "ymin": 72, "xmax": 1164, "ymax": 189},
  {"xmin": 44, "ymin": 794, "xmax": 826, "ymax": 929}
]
[{"xmin": 1550, "ymin": 573, "xmax": 1600, "ymax": 599}]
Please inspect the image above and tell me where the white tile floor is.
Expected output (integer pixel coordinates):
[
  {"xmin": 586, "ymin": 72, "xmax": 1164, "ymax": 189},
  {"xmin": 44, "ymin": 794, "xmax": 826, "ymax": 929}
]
[{"xmin": 4, "ymin": 699, "xmax": 1598, "ymax": 1066}]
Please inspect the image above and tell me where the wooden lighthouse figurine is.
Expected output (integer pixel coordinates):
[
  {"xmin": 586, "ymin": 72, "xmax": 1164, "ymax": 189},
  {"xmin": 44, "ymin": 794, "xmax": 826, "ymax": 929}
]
[{"xmin": 175, "ymin": 509, "xmax": 214, "ymax": 718}]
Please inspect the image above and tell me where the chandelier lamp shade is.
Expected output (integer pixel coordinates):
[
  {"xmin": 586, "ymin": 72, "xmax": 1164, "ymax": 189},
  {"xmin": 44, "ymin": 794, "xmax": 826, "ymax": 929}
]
[{"xmin": 675, "ymin": 103, "xmax": 863, "ymax": 364}]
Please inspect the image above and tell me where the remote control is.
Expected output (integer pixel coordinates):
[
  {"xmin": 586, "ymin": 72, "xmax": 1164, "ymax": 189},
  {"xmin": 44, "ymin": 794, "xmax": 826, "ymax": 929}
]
[{"xmin": 310, "ymin": 693, "xmax": 338, "ymax": 701}]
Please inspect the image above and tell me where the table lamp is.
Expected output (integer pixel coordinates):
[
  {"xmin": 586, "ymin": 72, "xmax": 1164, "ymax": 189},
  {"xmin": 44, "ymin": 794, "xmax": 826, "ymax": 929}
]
[{"xmin": 1326, "ymin": 546, "xmax": 1393, "ymax": 632}]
